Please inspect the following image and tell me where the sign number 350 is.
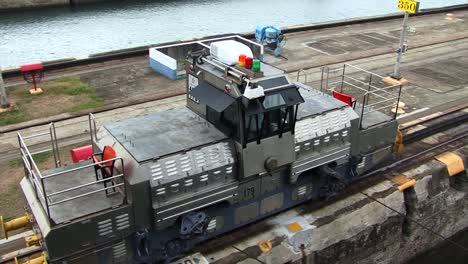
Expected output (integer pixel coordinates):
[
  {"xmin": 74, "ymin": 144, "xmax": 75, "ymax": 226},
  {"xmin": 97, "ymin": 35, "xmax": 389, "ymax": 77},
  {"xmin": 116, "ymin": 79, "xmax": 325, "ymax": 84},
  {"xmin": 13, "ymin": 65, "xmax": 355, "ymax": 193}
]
[{"xmin": 397, "ymin": 0, "xmax": 420, "ymax": 14}]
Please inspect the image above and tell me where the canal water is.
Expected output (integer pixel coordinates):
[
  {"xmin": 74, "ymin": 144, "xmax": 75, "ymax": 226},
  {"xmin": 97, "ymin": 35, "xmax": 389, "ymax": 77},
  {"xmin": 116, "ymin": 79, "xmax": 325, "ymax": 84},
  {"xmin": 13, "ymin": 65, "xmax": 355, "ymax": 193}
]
[{"xmin": 0, "ymin": 0, "xmax": 467, "ymax": 67}]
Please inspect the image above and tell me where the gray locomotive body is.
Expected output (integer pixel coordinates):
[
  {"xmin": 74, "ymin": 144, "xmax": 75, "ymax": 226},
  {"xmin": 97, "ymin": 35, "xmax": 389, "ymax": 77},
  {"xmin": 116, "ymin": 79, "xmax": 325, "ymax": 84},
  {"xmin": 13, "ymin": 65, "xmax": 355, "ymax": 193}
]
[{"xmin": 17, "ymin": 40, "xmax": 400, "ymax": 264}]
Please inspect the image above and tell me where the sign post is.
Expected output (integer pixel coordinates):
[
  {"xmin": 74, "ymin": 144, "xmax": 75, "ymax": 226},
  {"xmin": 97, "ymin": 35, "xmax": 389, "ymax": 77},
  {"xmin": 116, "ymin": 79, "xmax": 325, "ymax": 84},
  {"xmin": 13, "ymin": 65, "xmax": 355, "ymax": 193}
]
[
  {"xmin": 385, "ymin": 0, "xmax": 420, "ymax": 85},
  {"xmin": 391, "ymin": 11, "xmax": 409, "ymax": 80},
  {"xmin": 0, "ymin": 67, "xmax": 10, "ymax": 109}
]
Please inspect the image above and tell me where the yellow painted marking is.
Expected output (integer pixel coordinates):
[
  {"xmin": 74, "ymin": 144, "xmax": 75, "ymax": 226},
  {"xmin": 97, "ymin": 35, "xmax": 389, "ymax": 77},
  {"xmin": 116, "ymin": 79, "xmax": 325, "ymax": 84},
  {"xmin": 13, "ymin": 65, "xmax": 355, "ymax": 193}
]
[
  {"xmin": 398, "ymin": 180, "xmax": 416, "ymax": 192},
  {"xmin": 391, "ymin": 175, "xmax": 416, "ymax": 192},
  {"xmin": 258, "ymin": 240, "xmax": 272, "ymax": 254},
  {"xmin": 397, "ymin": 0, "xmax": 420, "ymax": 14},
  {"xmin": 383, "ymin": 76, "xmax": 409, "ymax": 86},
  {"xmin": 25, "ymin": 233, "xmax": 41, "ymax": 247},
  {"xmin": 436, "ymin": 152, "xmax": 465, "ymax": 176},
  {"xmin": 287, "ymin": 222, "xmax": 303, "ymax": 233},
  {"xmin": 394, "ymin": 130, "xmax": 404, "ymax": 153}
]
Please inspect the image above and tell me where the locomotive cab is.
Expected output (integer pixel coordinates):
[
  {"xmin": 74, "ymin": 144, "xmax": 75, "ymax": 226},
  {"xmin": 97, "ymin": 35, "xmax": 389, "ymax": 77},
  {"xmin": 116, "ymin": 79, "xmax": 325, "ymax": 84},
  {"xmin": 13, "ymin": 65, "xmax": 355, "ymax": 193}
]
[{"xmin": 187, "ymin": 52, "xmax": 304, "ymax": 179}]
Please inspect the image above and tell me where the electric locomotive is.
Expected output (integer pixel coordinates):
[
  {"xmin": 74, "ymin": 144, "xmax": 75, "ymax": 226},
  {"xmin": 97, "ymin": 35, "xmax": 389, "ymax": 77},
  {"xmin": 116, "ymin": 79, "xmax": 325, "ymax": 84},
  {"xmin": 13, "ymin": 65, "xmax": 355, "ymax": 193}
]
[{"xmin": 5, "ymin": 38, "xmax": 401, "ymax": 264}]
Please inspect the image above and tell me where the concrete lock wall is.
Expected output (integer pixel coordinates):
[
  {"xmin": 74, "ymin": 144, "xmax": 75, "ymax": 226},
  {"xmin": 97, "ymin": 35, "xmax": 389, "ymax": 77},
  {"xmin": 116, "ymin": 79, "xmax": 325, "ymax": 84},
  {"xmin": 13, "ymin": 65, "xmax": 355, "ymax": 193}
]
[
  {"xmin": 219, "ymin": 145, "xmax": 468, "ymax": 264},
  {"xmin": 0, "ymin": 0, "xmax": 68, "ymax": 9},
  {"xmin": 285, "ymin": 147, "xmax": 468, "ymax": 264},
  {"xmin": 0, "ymin": 0, "xmax": 110, "ymax": 10}
]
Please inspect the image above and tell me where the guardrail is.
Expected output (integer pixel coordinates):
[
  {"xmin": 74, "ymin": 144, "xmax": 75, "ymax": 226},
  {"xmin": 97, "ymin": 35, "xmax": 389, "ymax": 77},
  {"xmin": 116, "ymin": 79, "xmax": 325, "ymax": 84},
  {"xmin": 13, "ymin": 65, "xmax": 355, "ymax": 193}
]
[
  {"xmin": 17, "ymin": 120, "xmax": 126, "ymax": 225},
  {"xmin": 320, "ymin": 64, "xmax": 403, "ymax": 129}
]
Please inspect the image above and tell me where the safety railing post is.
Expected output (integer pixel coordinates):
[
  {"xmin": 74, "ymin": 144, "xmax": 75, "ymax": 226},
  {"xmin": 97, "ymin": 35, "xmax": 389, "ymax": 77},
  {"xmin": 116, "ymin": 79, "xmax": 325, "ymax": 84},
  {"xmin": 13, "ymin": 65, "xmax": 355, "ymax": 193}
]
[
  {"xmin": 49, "ymin": 123, "xmax": 60, "ymax": 168},
  {"xmin": 320, "ymin": 68, "xmax": 324, "ymax": 91},
  {"xmin": 18, "ymin": 134, "xmax": 27, "ymax": 178},
  {"xmin": 394, "ymin": 84, "xmax": 403, "ymax": 120},
  {"xmin": 53, "ymin": 124, "xmax": 61, "ymax": 167},
  {"xmin": 340, "ymin": 64, "xmax": 346, "ymax": 92},
  {"xmin": 359, "ymin": 95, "xmax": 366, "ymax": 130},
  {"xmin": 27, "ymin": 147, "xmax": 39, "ymax": 201},
  {"xmin": 367, "ymin": 74, "xmax": 373, "ymax": 105},
  {"xmin": 41, "ymin": 177, "xmax": 50, "ymax": 219},
  {"xmin": 88, "ymin": 113, "xmax": 98, "ymax": 153},
  {"xmin": 359, "ymin": 75, "xmax": 372, "ymax": 130},
  {"xmin": 88, "ymin": 114, "xmax": 94, "ymax": 143},
  {"xmin": 297, "ymin": 69, "xmax": 308, "ymax": 85}
]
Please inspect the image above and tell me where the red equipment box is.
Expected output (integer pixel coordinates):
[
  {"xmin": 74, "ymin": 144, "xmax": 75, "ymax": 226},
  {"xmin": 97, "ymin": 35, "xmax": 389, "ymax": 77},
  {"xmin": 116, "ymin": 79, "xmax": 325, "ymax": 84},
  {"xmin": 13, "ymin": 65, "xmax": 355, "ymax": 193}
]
[{"xmin": 70, "ymin": 145, "xmax": 93, "ymax": 163}]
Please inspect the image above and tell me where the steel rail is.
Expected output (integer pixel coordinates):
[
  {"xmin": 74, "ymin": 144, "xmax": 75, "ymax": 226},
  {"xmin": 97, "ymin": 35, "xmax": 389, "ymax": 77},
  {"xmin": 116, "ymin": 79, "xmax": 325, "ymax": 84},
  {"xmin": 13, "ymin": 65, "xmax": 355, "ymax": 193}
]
[
  {"xmin": 400, "ymin": 107, "xmax": 468, "ymax": 144},
  {"xmin": 362, "ymin": 130, "xmax": 468, "ymax": 179},
  {"xmin": 1, "ymin": 39, "xmax": 467, "ymax": 135}
]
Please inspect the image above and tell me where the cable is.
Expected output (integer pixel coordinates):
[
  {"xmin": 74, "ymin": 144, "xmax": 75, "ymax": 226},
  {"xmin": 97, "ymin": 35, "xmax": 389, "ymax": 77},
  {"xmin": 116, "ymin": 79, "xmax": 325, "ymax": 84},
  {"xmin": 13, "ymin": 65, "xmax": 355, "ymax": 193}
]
[{"xmin": 232, "ymin": 245, "xmax": 266, "ymax": 264}]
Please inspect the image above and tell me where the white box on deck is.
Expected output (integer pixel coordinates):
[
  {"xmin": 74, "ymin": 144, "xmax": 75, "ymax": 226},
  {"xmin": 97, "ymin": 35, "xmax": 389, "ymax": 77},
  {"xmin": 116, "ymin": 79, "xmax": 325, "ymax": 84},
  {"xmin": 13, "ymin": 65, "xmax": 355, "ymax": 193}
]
[{"xmin": 210, "ymin": 40, "xmax": 253, "ymax": 65}]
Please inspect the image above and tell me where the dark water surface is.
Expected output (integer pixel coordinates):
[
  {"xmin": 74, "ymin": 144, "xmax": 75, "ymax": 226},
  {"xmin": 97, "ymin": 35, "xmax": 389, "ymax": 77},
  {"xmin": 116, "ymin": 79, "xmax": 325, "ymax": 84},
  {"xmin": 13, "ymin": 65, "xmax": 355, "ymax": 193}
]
[
  {"xmin": 0, "ymin": 0, "xmax": 466, "ymax": 67},
  {"xmin": 407, "ymin": 227, "xmax": 468, "ymax": 264}
]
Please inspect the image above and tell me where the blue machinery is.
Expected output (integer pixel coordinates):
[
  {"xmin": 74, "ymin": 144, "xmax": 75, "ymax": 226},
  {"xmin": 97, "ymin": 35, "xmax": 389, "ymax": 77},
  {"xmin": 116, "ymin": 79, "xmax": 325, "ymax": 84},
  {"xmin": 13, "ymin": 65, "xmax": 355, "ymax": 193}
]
[{"xmin": 255, "ymin": 25, "xmax": 283, "ymax": 57}]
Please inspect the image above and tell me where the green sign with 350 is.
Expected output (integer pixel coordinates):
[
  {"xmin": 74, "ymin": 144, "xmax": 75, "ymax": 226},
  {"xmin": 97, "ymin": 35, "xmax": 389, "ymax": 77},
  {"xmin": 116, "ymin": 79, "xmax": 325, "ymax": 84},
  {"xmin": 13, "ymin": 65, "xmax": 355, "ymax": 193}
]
[{"xmin": 397, "ymin": 0, "xmax": 420, "ymax": 14}]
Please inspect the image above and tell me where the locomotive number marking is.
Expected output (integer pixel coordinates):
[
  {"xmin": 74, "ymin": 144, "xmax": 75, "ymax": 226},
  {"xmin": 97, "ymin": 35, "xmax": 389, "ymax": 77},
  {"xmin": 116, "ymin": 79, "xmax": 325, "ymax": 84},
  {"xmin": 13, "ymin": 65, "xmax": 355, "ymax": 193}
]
[{"xmin": 244, "ymin": 186, "xmax": 256, "ymax": 200}]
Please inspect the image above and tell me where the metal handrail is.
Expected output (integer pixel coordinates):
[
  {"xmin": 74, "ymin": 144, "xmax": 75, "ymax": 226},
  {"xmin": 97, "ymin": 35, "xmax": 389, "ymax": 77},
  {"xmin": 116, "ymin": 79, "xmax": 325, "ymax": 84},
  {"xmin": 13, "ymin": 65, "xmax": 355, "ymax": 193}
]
[
  {"xmin": 343, "ymin": 76, "xmax": 395, "ymax": 97},
  {"xmin": 18, "ymin": 132, "xmax": 51, "ymax": 218},
  {"xmin": 22, "ymin": 161, "xmax": 47, "ymax": 202},
  {"xmin": 40, "ymin": 156, "xmax": 125, "ymax": 215},
  {"xmin": 344, "ymin": 63, "xmax": 387, "ymax": 79},
  {"xmin": 47, "ymin": 174, "xmax": 124, "ymax": 197},
  {"xmin": 297, "ymin": 69, "xmax": 308, "ymax": 83},
  {"xmin": 364, "ymin": 97, "xmax": 400, "ymax": 108},
  {"xmin": 320, "ymin": 64, "xmax": 403, "ymax": 130},
  {"xmin": 88, "ymin": 113, "xmax": 98, "ymax": 141},
  {"xmin": 18, "ymin": 135, "xmax": 44, "ymax": 184},
  {"xmin": 49, "ymin": 183, "xmax": 125, "ymax": 206},
  {"xmin": 18, "ymin": 121, "xmax": 127, "ymax": 225},
  {"xmin": 22, "ymin": 131, "xmax": 50, "ymax": 139},
  {"xmin": 42, "ymin": 157, "xmax": 123, "ymax": 179},
  {"xmin": 341, "ymin": 81, "xmax": 387, "ymax": 100},
  {"xmin": 365, "ymin": 104, "xmax": 395, "ymax": 114}
]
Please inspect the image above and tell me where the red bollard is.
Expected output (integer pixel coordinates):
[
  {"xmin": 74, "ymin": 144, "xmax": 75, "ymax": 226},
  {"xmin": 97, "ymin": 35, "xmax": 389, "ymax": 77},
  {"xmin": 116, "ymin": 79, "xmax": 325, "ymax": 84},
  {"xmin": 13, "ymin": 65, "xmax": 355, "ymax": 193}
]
[{"xmin": 20, "ymin": 63, "xmax": 44, "ymax": 94}]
